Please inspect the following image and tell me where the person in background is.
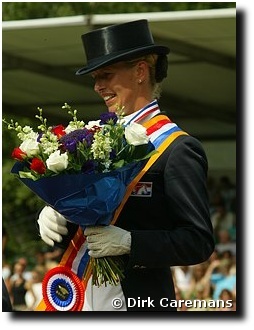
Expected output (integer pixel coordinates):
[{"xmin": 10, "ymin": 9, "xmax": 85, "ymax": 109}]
[
  {"xmin": 2, "ymin": 227, "xmax": 13, "ymax": 312},
  {"xmin": 8, "ymin": 261, "xmax": 28, "ymax": 311},
  {"xmin": 216, "ymin": 229, "xmax": 236, "ymax": 256},
  {"xmin": 25, "ymin": 266, "xmax": 45, "ymax": 311},
  {"xmin": 37, "ymin": 19, "xmax": 214, "ymax": 311},
  {"xmin": 172, "ymin": 265, "xmax": 193, "ymax": 298},
  {"xmin": 2, "ymin": 278, "xmax": 13, "ymax": 312}
]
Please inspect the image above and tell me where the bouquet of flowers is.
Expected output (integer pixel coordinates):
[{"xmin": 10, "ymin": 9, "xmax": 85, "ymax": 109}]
[{"xmin": 3, "ymin": 103, "xmax": 155, "ymax": 286}]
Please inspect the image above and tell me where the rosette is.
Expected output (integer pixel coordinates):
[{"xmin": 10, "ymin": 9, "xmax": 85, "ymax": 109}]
[{"xmin": 42, "ymin": 266, "xmax": 85, "ymax": 311}]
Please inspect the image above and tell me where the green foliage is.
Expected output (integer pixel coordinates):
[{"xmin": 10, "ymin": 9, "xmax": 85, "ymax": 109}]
[
  {"xmin": 2, "ymin": 115, "xmax": 45, "ymax": 263},
  {"xmin": 2, "ymin": 158, "xmax": 45, "ymax": 263},
  {"xmin": 2, "ymin": 2, "xmax": 236, "ymax": 21}
]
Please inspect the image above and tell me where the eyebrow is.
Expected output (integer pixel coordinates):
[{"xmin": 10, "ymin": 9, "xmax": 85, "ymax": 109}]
[{"xmin": 91, "ymin": 68, "xmax": 114, "ymax": 78}]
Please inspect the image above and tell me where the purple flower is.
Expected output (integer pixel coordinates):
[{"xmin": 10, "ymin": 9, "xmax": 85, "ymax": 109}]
[
  {"xmin": 37, "ymin": 133, "xmax": 43, "ymax": 142},
  {"xmin": 109, "ymin": 150, "xmax": 116, "ymax": 160},
  {"xmin": 81, "ymin": 160, "xmax": 97, "ymax": 174},
  {"xmin": 63, "ymin": 140, "xmax": 77, "ymax": 153},
  {"xmin": 60, "ymin": 129, "xmax": 93, "ymax": 153},
  {"xmin": 99, "ymin": 112, "xmax": 118, "ymax": 125}
]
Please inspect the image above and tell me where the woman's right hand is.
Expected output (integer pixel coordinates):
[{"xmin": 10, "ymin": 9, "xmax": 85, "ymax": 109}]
[{"xmin": 37, "ymin": 206, "xmax": 68, "ymax": 246}]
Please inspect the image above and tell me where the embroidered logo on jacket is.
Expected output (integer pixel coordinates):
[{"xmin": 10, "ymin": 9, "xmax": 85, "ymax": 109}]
[{"xmin": 131, "ymin": 182, "xmax": 153, "ymax": 197}]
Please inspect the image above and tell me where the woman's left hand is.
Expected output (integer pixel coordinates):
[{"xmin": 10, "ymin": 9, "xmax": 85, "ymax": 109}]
[{"xmin": 84, "ymin": 225, "xmax": 131, "ymax": 258}]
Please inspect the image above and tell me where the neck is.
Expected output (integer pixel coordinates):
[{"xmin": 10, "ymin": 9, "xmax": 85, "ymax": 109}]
[
  {"xmin": 123, "ymin": 100, "xmax": 160, "ymax": 126},
  {"xmin": 125, "ymin": 95, "xmax": 154, "ymax": 116}
]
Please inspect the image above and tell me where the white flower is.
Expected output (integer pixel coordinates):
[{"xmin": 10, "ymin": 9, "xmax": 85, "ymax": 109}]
[
  {"xmin": 91, "ymin": 132, "xmax": 112, "ymax": 162},
  {"xmin": 85, "ymin": 120, "xmax": 102, "ymax": 130},
  {"xmin": 46, "ymin": 150, "xmax": 68, "ymax": 173},
  {"xmin": 20, "ymin": 138, "xmax": 40, "ymax": 157},
  {"xmin": 91, "ymin": 138, "xmax": 112, "ymax": 159},
  {"xmin": 17, "ymin": 128, "xmax": 37, "ymax": 142},
  {"xmin": 65, "ymin": 121, "xmax": 85, "ymax": 134},
  {"xmin": 124, "ymin": 123, "xmax": 149, "ymax": 146},
  {"xmin": 40, "ymin": 132, "xmax": 59, "ymax": 155},
  {"xmin": 22, "ymin": 126, "xmax": 34, "ymax": 134}
]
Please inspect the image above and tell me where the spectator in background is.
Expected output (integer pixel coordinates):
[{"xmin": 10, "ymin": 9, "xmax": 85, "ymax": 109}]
[
  {"xmin": 217, "ymin": 288, "xmax": 236, "ymax": 311},
  {"xmin": 204, "ymin": 257, "xmax": 236, "ymax": 301},
  {"xmin": 33, "ymin": 247, "xmax": 63, "ymax": 274},
  {"xmin": 216, "ymin": 229, "xmax": 236, "ymax": 256},
  {"xmin": 25, "ymin": 266, "xmax": 45, "ymax": 311},
  {"xmin": 185, "ymin": 262, "xmax": 211, "ymax": 301},
  {"xmin": 174, "ymin": 287, "xmax": 188, "ymax": 311},
  {"xmin": 172, "ymin": 266, "xmax": 193, "ymax": 298},
  {"xmin": 44, "ymin": 246, "xmax": 64, "ymax": 265},
  {"xmin": 213, "ymin": 260, "xmax": 236, "ymax": 301},
  {"xmin": 218, "ymin": 176, "xmax": 236, "ymax": 212},
  {"xmin": 8, "ymin": 260, "xmax": 28, "ymax": 311},
  {"xmin": 207, "ymin": 249, "xmax": 219, "ymax": 263},
  {"xmin": 2, "ymin": 227, "xmax": 11, "ymax": 283},
  {"xmin": 13, "ymin": 257, "xmax": 32, "ymax": 282},
  {"xmin": 2, "ymin": 227, "xmax": 13, "ymax": 312},
  {"xmin": 211, "ymin": 202, "xmax": 236, "ymax": 241},
  {"xmin": 207, "ymin": 176, "xmax": 219, "ymax": 215},
  {"xmin": 2, "ymin": 261, "xmax": 12, "ymax": 284},
  {"xmin": 2, "ymin": 278, "xmax": 13, "ymax": 312}
]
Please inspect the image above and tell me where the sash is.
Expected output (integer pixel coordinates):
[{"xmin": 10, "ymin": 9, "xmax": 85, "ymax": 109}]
[{"xmin": 35, "ymin": 112, "xmax": 188, "ymax": 311}]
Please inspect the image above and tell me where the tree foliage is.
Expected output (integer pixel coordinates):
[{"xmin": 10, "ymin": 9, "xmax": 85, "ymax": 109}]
[
  {"xmin": 2, "ymin": 2, "xmax": 236, "ymax": 21},
  {"xmin": 2, "ymin": 115, "xmax": 45, "ymax": 263}
]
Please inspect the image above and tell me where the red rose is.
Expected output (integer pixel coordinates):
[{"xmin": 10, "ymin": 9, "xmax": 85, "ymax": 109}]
[
  {"xmin": 11, "ymin": 147, "xmax": 27, "ymax": 161},
  {"xmin": 30, "ymin": 158, "xmax": 46, "ymax": 174},
  {"xmin": 52, "ymin": 125, "xmax": 66, "ymax": 138}
]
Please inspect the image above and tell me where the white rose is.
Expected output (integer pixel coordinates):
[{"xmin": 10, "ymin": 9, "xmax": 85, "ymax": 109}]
[
  {"xmin": 46, "ymin": 150, "xmax": 68, "ymax": 173},
  {"xmin": 20, "ymin": 138, "xmax": 40, "ymax": 157},
  {"xmin": 85, "ymin": 120, "xmax": 102, "ymax": 130},
  {"xmin": 124, "ymin": 123, "xmax": 149, "ymax": 146}
]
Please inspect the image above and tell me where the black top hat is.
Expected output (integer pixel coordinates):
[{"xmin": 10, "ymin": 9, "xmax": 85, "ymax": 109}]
[{"xmin": 76, "ymin": 19, "xmax": 170, "ymax": 75}]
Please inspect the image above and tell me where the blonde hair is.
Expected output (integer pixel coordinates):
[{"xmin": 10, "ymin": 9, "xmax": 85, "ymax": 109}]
[{"xmin": 125, "ymin": 54, "xmax": 162, "ymax": 99}]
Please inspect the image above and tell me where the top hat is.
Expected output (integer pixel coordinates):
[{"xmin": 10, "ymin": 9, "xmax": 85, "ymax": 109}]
[{"xmin": 76, "ymin": 19, "xmax": 170, "ymax": 75}]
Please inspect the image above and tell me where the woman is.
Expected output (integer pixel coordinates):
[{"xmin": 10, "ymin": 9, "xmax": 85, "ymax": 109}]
[
  {"xmin": 8, "ymin": 261, "xmax": 28, "ymax": 311},
  {"xmin": 37, "ymin": 19, "xmax": 214, "ymax": 311}
]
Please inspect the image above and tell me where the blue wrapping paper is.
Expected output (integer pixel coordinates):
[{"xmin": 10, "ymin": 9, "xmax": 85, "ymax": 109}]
[{"xmin": 11, "ymin": 160, "xmax": 145, "ymax": 228}]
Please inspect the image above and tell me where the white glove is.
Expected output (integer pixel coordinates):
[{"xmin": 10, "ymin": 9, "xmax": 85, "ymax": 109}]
[
  {"xmin": 84, "ymin": 225, "xmax": 131, "ymax": 258},
  {"xmin": 37, "ymin": 206, "xmax": 68, "ymax": 246}
]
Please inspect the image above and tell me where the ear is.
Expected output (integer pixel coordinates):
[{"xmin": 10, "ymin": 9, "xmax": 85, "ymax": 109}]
[{"xmin": 136, "ymin": 61, "xmax": 149, "ymax": 83}]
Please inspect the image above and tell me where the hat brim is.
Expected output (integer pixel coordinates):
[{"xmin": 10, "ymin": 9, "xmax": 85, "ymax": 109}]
[{"xmin": 76, "ymin": 45, "xmax": 169, "ymax": 75}]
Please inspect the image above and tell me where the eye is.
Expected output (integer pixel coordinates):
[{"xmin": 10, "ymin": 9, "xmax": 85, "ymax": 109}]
[
  {"xmin": 91, "ymin": 71, "xmax": 113, "ymax": 82},
  {"xmin": 101, "ymin": 72, "xmax": 113, "ymax": 79}
]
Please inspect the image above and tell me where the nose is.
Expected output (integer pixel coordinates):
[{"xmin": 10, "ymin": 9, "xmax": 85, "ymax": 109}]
[{"xmin": 94, "ymin": 78, "xmax": 104, "ymax": 94}]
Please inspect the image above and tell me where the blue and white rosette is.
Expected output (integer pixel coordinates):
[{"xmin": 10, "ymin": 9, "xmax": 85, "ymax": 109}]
[{"xmin": 42, "ymin": 266, "xmax": 85, "ymax": 311}]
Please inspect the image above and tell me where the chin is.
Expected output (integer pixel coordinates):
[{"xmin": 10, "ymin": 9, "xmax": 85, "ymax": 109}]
[
  {"xmin": 108, "ymin": 103, "xmax": 121, "ymax": 113},
  {"xmin": 107, "ymin": 107, "xmax": 116, "ymax": 113}
]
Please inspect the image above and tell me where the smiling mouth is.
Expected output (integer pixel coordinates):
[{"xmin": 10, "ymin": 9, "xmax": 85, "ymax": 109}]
[{"xmin": 103, "ymin": 94, "xmax": 116, "ymax": 102}]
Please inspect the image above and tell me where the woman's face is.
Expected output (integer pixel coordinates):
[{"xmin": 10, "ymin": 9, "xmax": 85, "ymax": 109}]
[{"xmin": 91, "ymin": 61, "xmax": 150, "ymax": 115}]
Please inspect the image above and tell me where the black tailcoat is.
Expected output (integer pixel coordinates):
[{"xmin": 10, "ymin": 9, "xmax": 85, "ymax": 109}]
[{"xmin": 118, "ymin": 134, "xmax": 215, "ymax": 311}]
